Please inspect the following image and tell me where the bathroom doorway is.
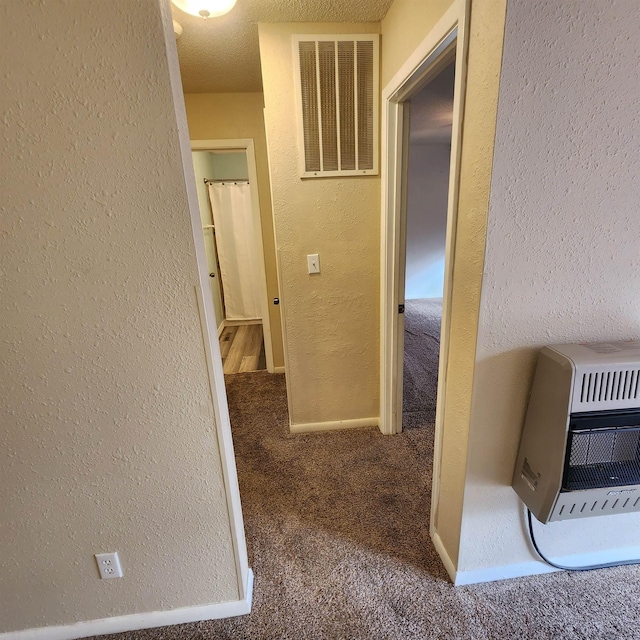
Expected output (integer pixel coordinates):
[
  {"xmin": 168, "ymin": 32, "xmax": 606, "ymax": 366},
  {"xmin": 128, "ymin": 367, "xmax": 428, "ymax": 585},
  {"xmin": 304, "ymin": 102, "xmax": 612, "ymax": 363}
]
[{"xmin": 191, "ymin": 139, "xmax": 274, "ymax": 374}]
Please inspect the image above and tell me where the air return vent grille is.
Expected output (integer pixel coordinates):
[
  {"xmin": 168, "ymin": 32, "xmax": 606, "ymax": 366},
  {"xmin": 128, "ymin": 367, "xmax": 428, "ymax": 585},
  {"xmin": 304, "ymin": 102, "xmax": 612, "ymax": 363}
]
[
  {"xmin": 573, "ymin": 368, "xmax": 640, "ymax": 411},
  {"xmin": 293, "ymin": 35, "xmax": 379, "ymax": 178},
  {"xmin": 551, "ymin": 490, "xmax": 640, "ymax": 521}
]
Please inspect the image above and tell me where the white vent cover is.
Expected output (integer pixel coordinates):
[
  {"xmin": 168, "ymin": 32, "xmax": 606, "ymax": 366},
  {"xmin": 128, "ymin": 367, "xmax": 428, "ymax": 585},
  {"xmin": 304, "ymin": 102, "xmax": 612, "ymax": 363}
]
[
  {"xmin": 572, "ymin": 366, "xmax": 640, "ymax": 412},
  {"xmin": 293, "ymin": 35, "xmax": 379, "ymax": 178},
  {"xmin": 551, "ymin": 489, "xmax": 640, "ymax": 521},
  {"xmin": 580, "ymin": 369, "xmax": 640, "ymax": 405}
]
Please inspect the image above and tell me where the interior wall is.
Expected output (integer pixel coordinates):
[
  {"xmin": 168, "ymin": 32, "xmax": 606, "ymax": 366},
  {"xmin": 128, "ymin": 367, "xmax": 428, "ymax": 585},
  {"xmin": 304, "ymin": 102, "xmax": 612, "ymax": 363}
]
[
  {"xmin": 258, "ymin": 22, "xmax": 381, "ymax": 427},
  {"xmin": 183, "ymin": 93, "xmax": 284, "ymax": 368},
  {"xmin": 382, "ymin": 0, "xmax": 508, "ymax": 568},
  {"xmin": 405, "ymin": 143, "xmax": 450, "ymax": 300},
  {"xmin": 212, "ymin": 152, "xmax": 249, "ymax": 181},
  {"xmin": 0, "ymin": 0, "xmax": 241, "ymax": 633},
  {"xmin": 433, "ymin": 0, "xmax": 508, "ymax": 570},
  {"xmin": 192, "ymin": 151, "xmax": 225, "ymax": 328},
  {"xmin": 458, "ymin": 0, "xmax": 640, "ymax": 576},
  {"xmin": 381, "ymin": 0, "xmax": 454, "ymax": 88}
]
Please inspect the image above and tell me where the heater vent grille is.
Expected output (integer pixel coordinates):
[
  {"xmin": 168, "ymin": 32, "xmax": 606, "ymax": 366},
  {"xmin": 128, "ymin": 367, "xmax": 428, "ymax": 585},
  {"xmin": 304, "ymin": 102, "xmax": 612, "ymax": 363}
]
[
  {"xmin": 580, "ymin": 370, "xmax": 640, "ymax": 404},
  {"xmin": 551, "ymin": 490, "xmax": 640, "ymax": 521},
  {"xmin": 293, "ymin": 35, "xmax": 379, "ymax": 178},
  {"xmin": 573, "ymin": 368, "xmax": 640, "ymax": 412},
  {"xmin": 564, "ymin": 426, "xmax": 640, "ymax": 491}
]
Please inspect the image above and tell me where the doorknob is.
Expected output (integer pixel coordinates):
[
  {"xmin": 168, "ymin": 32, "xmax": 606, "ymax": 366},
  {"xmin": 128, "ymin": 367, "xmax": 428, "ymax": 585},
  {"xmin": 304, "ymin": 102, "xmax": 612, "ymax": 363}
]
[
  {"xmin": 209, "ymin": 273, "xmax": 215, "ymax": 278},
  {"xmin": 273, "ymin": 297, "xmax": 280, "ymax": 305}
]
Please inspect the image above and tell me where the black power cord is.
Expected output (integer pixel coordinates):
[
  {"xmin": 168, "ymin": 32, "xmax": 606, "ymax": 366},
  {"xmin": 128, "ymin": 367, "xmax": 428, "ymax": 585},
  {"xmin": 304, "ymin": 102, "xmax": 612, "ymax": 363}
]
[{"xmin": 526, "ymin": 507, "xmax": 640, "ymax": 572}]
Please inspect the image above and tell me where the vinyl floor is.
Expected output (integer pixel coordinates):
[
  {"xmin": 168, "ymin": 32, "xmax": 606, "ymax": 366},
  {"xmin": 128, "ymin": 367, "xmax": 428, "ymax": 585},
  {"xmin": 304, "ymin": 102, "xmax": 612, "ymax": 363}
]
[{"xmin": 219, "ymin": 323, "xmax": 266, "ymax": 375}]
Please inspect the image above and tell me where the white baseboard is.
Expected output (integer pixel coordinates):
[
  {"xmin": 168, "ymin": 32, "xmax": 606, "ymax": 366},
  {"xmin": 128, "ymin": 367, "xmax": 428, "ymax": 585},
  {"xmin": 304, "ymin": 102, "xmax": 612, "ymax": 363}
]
[
  {"xmin": 272, "ymin": 366, "xmax": 286, "ymax": 374},
  {"xmin": 218, "ymin": 318, "xmax": 263, "ymax": 335},
  {"xmin": 430, "ymin": 528, "xmax": 457, "ymax": 583},
  {"xmin": 224, "ymin": 318, "xmax": 262, "ymax": 326},
  {"xmin": 2, "ymin": 569, "xmax": 254, "ymax": 640},
  {"xmin": 290, "ymin": 417, "xmax": 379, "ymax": 434},
  {"xmin": 453, "ymin": 545, "xmax": 640, "ymax": 585},
  {"xmin": 454, "ymin": 561, "xmax": 555, "ymax": 585}
]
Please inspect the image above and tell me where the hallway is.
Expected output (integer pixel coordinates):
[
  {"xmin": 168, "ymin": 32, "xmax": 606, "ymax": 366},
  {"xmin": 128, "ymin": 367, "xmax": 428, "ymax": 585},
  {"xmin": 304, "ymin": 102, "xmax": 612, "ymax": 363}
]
[{"xmin": 95, "ymin": 372, "xmax": 640, "ymax": 640}]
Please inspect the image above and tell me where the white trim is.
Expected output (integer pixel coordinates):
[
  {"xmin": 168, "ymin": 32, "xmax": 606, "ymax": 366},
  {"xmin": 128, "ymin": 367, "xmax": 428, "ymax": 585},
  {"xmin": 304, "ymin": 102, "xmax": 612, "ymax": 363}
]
[
  {"xmin": 2, "ymin": 571, "xmax": 253, "ymax": 640},
  {"xmin": 290, "ymin": 417, "xmax": 379, "ymax": 434},
  {"xmin": 299, "ymin": 169, "xmax": 378, "ymax": 179},
  {"xmin": 379, "ymin": 0, "xmax": 470, "ymax": 568},
  {"xmin": 161, "ymin": 7, "xmax": 249, "ymax": 606},
  {"xmin": 261, "ymin": 106, "xmax": 292, "ymax": 406},
  {"xmin": 430, "ymin": 0, "xmax": 471, "ymax": 550},
  {"xmin": 276, "ymin": 249, "xmax": 296, "ymax": 424},
  {"xmin": 224, "ymin": 318, "xmax": 262, "ymax": 327},
  {"xmin": 217, "ymin": 318, "xmax": 263, "ymax": 336},
  {"xmin": 191, "ymin": 139, "xmax": 256, "ymax": 151},
  {"xmin": 191, "ymin": 139, "xmax": 275, "ymax": 374},
  {"xmin": 334, "ymin": 40, "xmax": 342, "ymax": 171},
  {"xmin": 384, "ymin": 3, "xmax": 460, "ymax": 100},
  {"xmin": 380, "ymin": 2, "xmax": 463, "ymax": 436},
  {"xmin": 430, "ymin": 529, "xmax": 457, "ymax": 584},
  {"xmin": 314, "ymin": 39, "xmax": 325, "ymax": 173},
  {"xmin": 245, "ymin": 140, "xmax": 274, "ymax": 374},
  {"xmin": 454, "ymin": 545, "xmax": 640, "ymax": 585},
  {"xmin": 454, "ymin": 562, "xmax": 555, "ymax": 586},
  {"xmin": 194, "ymin": 280, "xmax": 249, "ymax": 598},
  {"xmin": 393, "ymin": 103, "xmax": 411, "ymax": 434}
]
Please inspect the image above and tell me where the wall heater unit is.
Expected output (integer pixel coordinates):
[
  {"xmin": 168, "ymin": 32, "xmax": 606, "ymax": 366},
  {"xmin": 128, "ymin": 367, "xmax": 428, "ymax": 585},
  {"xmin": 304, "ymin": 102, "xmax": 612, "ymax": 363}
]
[{"xmin": 513, "ymin": 341, "xmax": 640, "ymax": 524}]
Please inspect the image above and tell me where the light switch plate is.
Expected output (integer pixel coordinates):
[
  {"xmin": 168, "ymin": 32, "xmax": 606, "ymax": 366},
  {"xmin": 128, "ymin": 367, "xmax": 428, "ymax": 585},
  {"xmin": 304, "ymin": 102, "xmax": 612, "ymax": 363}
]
[{"xmin": 307, "ymin": 253, "xmax": 320, "ymax": 274}]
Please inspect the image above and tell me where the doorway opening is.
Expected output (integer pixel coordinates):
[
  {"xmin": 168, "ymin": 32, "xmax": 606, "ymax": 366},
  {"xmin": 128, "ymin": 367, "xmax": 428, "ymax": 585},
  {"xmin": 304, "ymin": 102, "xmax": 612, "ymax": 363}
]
[
  {"xmin": 402, "ymin": 61, "xmax": 455, "ymax": 431},
  {"xmin": 191, "ymin": 139, "xmax": 274, "ymax": 376},
  {"xmin": 185, "ymin": 135, "xmax": 288, "ymax": 606},
  {"xmin": 380, "ymin": 4, "xmax": 469, "ymax": 558}
]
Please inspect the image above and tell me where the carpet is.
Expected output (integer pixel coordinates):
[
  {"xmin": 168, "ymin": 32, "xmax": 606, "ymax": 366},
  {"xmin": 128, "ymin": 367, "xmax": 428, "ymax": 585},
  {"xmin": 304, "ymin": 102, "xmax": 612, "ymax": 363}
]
[
  {"xmin": 403, "ymin": 298, "xmax": 442, "ymax": 430},
  {"xmin": 96, "ymin": 371, "xmax": 640, "ymax": 640}
]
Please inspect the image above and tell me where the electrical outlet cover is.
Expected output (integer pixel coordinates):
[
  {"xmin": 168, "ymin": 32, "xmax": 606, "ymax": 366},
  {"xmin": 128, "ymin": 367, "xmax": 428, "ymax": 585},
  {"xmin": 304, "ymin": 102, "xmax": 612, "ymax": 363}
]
[{"xmin": 95, "ymin": 551, "xmax": 123, "ymax": 579}]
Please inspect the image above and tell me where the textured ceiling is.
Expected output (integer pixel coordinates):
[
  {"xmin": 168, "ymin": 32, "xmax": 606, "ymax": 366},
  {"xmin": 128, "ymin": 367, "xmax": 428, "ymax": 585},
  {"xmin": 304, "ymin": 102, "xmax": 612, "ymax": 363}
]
[
  {"xmin": 409, "ymin": 62, "xmax": 455, "ymax": 145},
  {"xmin": 171, "ymin": 0, "xmax": 394, "ymax": 93}
]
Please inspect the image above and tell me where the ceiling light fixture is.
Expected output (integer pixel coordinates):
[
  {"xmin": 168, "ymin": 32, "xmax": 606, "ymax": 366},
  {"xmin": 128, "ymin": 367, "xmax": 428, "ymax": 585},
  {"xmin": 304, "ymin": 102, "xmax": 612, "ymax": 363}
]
[{"xmin": 170, "ymin": 0, "xmax": 237, "ymax": 19}]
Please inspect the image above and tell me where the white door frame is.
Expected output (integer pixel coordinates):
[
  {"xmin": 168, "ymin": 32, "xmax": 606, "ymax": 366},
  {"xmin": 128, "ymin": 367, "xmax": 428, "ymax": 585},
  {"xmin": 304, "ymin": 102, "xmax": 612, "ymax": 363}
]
[
  {"xmin": 192, "ymin": 139, "xmax": 275, "ymax": 373},
  {"xmin": 379, "ymin": 0, "xmax": 470, "ymax": 531}
]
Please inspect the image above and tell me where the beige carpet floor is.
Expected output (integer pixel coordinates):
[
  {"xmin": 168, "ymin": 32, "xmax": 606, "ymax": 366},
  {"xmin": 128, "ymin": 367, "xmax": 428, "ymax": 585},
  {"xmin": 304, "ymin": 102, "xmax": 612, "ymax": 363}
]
[
  {"xmin": 96, "ymin": 371, "xmax": 640, "ymax": 640},
  {"xmin": 403, "ymin": 298, "xmax": 442, "ymax": 430}
]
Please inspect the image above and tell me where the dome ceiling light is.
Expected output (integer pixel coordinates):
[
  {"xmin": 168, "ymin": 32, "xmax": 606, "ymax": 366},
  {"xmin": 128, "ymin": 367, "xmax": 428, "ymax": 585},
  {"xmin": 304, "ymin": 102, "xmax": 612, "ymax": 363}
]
[{"xmin": 171, "ymin": 0, "xmax": 237, "ymax": 19}]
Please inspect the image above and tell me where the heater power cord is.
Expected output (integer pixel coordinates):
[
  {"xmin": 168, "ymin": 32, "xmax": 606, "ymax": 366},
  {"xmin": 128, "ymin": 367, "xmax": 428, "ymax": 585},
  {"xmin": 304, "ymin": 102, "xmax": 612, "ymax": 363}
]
[{"xmin": 526, "ymin": 507, "xmax": 640, "ymax": 572}]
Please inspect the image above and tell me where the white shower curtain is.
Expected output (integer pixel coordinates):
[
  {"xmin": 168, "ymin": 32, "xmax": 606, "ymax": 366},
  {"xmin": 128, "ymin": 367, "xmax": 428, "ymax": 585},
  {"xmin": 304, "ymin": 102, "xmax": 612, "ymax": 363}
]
[{"xmin": 208, "ymin": 182, "xmax": 261, "ymax": 321}]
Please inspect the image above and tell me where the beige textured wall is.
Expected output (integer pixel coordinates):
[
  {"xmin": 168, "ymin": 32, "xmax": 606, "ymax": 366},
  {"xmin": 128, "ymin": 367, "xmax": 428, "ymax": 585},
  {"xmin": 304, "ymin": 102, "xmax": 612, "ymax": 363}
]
[
  {"xmin": 381, "ymin": 0, "xmax": 508, "ymax": 567},
  {"xmin": 184, "ymin": 93, "xmax": 284, "ymax": 368},
  {"xmin": 433, "ymin": 0, "xmax": 508, "ymax": 567},
  {"xmin": 0, "ymin": 0, "xmax": 241, "ymax": 633},
  {"xmin": 258, "ymin": 23, "xmax": 381, "ymax": 427},
  {"xmin": 459, "ymin": 0, "xmax": 640, "ymax": 575},
  {"xmin": 381, "ymin": 0, "xmax": 454, "ymax": 88}
]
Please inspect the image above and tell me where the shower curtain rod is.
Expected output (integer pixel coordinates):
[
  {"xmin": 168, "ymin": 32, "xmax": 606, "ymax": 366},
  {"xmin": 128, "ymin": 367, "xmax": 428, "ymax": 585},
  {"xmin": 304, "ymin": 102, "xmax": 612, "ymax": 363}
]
[{"xmin": 204, "ymin": 178, "xmax": 249, "ymax": 185}]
